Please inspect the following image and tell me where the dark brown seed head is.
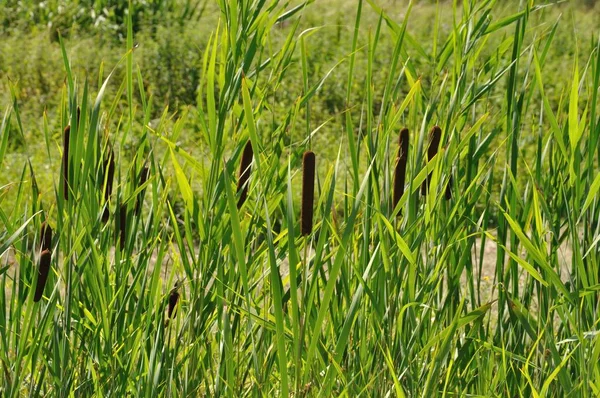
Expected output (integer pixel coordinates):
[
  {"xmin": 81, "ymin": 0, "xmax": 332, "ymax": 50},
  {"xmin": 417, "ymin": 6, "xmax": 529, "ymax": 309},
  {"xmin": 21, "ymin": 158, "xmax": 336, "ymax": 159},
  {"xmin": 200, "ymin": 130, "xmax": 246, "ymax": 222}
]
[
  {"xmin": 301, "ymin": 151, "xmax": 316, "ymax": 236},
  {"xmin": 40, "ymin": 222, "xmax": 52, "ymax": 252},
  {"xmin": 421, "ymin": 126, "xmax": 442, "ymax": 196},
  {"xmin": 167, "ymin": 289, "xmax": 180, "ymax": 319},
  {"xmin": 236, "ymin": 140, "xmax": 254, "ymax": 209},
  {"xmin": 135, "ymin": 165, "xmax": 150, "ymax": 216},
  {"xmin": 62, "ymin": 125, "xmax": 70, "ymax": 200},
  {"xmin": 34, "ymin": 249, "xmax": 52, "ymax": 302},
  {"xmin": 102, "ymin": 207, "xmax": 110, "ymax": 223},
  {"xmin": 393, "ymin": 128, "xmax": 409, "ymax": 212},
  {"xmin": 118, "ymin": 204, "xmax": 127, "ymax": 250}
]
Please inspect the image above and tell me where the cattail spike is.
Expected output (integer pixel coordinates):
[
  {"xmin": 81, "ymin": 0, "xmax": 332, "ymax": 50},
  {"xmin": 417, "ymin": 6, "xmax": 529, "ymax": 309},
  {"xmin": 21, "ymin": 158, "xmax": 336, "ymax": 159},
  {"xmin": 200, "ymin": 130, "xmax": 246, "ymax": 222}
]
[
  {"xmin": 40, "ymin": 221, "xmax": 52, "ymax": 251},
  {"xmin": 167, "ymin": 289, "xmax": 180, "ymax": 319},
  {"xmin": 421, "ymin": 126, "xmax": 442, "ymax": 196},
  {"xmin": 236, "ymin": 140, "xmax": 254, "ymax": 209},
  {"xmin": 301, "ymin": 151, "xmax": 316, "ymax": 236},
  {"xmin": 34, "ymin": 249, "xmax": 52, "ymax": 302},
  {"xmin": 393, "ymin": 128, "xmax": 409, "ymax": 213},
  {"xmin": 135, "ymin": 165, "xmax": 150, "ymax": 216},
  {"xmin": 76, "ymin": 106, "xmax": 81, "ymax": 130},
  {"xmin": 62, "ymin": 125, "xmax": 70, "ymax": 200}
]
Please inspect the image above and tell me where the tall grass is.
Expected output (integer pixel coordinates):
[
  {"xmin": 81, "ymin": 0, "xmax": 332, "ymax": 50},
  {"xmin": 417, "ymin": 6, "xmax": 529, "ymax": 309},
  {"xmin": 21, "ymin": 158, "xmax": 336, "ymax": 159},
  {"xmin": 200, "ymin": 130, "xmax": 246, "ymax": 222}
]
[{"xmin": 1, "ymin": 0, "xmax": 599, "ymax": 396}]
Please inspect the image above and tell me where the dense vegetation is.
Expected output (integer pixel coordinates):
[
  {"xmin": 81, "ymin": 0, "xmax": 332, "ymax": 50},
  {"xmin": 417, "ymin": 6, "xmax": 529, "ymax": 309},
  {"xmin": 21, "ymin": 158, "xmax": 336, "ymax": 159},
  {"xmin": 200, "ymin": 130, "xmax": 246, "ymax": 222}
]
[{"xmin": 1, "ymin": 0, "xmax": 600, "ymax": 396}]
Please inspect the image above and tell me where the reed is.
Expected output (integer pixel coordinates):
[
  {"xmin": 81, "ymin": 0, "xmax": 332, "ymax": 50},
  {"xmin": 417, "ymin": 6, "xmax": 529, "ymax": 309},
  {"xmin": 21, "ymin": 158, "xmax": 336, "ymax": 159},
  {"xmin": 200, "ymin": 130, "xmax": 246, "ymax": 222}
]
[
  {"xmin": 393, "ymin": 128, "xmax": 409, "ymax": 212},
  {"xmin": 33, "ymin": 249, "xmax": 52, "ymax": 302},
  {"xmin": 102, "ymin": 149, "xmax": 115, "ymax": 223},
  {"xmin": 421, "ymin": 125, "xmax": 441, "ymax": 196},
  {"xmin": 236, "ymin": 140, "xmax": 254, "ymax": 209},
  {"xmin": 445, "ymin": 175, "xmax": 453, "ymax": 200},
  {"xmin": 118, "ymin": 203, "xmax": 127, "ymax": 250},
  {"xmin": 301, "ymin": 151, "xmax": 316, "ymax": 236},
  {"xmin": 62, "ymin": 125, "xmax": 70, "ymax": 200}
]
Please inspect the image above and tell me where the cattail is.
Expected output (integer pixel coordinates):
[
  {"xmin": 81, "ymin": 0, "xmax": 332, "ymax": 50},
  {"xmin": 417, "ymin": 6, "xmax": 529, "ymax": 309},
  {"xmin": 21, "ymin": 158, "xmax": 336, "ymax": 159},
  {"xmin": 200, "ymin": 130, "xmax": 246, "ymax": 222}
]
[
  {"xmin": 236, "ymin": 140, "xmax": 254, "ymax": 209},
  {"xmin": 135, "ymin": 165, "xmax": 150, "ymax": 216},
  {"xmin": 34, "ymin": 249, "xmax": 52, "ymax": 302},
  {"xmin": 393, "ymin": 128, "xmax": 409, "ymax": 212},
  {"xmin": 76, "ymin": 106, "xmax": 81, "ymax": 130},
  {"xmin": 301, "ymin": 151, "xmax": 316, "ymax": 236},
  {"xmin": 118, "ymin": 203, "xmax": 127, "ymax": 250},
  {"xmin": 421, "ymin": 126, "xmax": 442, "ymax": 196},
  {"xmin": 62, "ymin": 125, "xmax": 70, "ymax": 200},
  {"xmin": 40, "ymin": 221, "xmax": 52, "ymax": 251},
  {"xmin": 167, "ymin": 288, "xmax": 180, "ymax": 320}
]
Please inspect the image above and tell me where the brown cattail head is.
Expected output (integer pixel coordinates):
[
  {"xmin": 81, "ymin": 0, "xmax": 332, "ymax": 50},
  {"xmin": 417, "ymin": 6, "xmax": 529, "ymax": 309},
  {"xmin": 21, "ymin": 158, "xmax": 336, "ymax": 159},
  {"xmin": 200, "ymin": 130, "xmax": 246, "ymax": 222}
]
[
  {"xmin": 421, "ymin": 126, "xmax": 442, "ymax": 196},
  {"xmin": 167, "ymin": 288, "xmax": 180, "ymax": 320},
  {"xmin": 40, "ymin": 221, "xmax": 52, "ymax": 251},
  {"xmin": 301, "ymin": 151, "xmax": 316, "ymax": 236},
  {"xmin": 393, "ymin": 128, "xmax": 409, "ymax": 213},
  {"xmin": 34, "ymin": 249, "xmax": 52, "ymax": 302},
  {"xmin": 236, "ymin": 140, "xmax": 254, "ymax": 209},
  {"xmin": 76, "ymin": 106, "xmax": 81, "ymax": 130},
  {"xmin": 62, "ymin": 125, "xmax": 71, "ymax": 200},
  {"xmin": 118, "ymin": 203, "xmax": 127, "ymax": 250},
  {"xmin": 102, "ymin": 207, "xmax": 110, "ymax": 223},
  {"xmin": 135, "ymin": 165, "xmax": 150, "ymax": 216}
]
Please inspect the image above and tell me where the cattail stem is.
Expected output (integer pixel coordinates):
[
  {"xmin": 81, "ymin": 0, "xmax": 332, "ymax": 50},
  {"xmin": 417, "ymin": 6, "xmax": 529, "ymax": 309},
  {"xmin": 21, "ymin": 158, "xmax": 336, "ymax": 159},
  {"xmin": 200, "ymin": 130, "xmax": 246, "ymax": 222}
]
[
  {"xmin": 34, "ymin": 249, "xmax": 52, "ymax": 302},
  {"xmin": 62, "ymin": 125, "xmax": 70, "ymax": 200},
  {"xmin": 236, "ymin": 140, "xmax": 254, "ymax": 209},
  {"xmin": 445, "ymin": 175, "xmax": 453, "ymax": 200},
  {"xmin": 135, "ymin": 165, "xmax": 150, "ymax": 216},
  {"xmin": 105, "ymin": 151, "xmax": 115, "ymax": 200},
  {"xmin": 421, "ymin": 126, "xmax": 442, "ymax": 196},
  {"xmin": 41, "ymin": 222, "xmax": 52, "ymax": 252},
  {"xmin": 118, "ymin": 204, "xmax": 127, "ymax": 250},
  {"xmin": 393, "ymin": 128, "xmax": 409, "ymax": 213},
  {"xmin": 301, "ymin": 151, "xmax": 316, "ymax": 236}
]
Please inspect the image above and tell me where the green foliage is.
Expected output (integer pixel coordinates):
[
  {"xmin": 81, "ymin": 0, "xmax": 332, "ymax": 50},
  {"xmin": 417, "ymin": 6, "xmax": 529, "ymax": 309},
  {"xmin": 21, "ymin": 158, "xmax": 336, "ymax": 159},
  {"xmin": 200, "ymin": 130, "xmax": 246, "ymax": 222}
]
[{"xmin": 1, "ymin": 0, "xmax": 600, "ymax": 396}]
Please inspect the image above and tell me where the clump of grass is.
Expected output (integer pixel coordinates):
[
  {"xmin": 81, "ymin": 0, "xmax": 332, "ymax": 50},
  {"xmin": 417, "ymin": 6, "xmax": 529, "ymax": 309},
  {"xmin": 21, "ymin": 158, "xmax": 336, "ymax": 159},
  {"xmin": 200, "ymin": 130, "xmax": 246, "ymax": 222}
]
[
  {"xmin": 62, "ymin": 125, "xmax": 70, "ymax": 200},
  {"xmin": 421, "ymin": 125, "xmax": 441, "ymax": 196},
  {"xmin": 301, "ymin": 151, "xmax": 315, "ymax": 236},
  {"xmin": 33, "ymin": 249, "xmax": 52, "ymax": 302},
  {"xmin": 393, "ymin": 128, "xmax": 409, "ymax": 213},
  {"xmin": 236, "ymin": 140, "xmax": 254, "ymax": 209}
]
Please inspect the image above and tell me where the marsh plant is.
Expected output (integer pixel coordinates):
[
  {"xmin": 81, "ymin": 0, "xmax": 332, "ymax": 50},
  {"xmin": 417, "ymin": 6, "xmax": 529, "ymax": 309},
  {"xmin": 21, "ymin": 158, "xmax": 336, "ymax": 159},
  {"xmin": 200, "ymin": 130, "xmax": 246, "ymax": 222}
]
[{"xmin": 1, "ymin": 0, "xmax": 600, "ymax": 396}]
